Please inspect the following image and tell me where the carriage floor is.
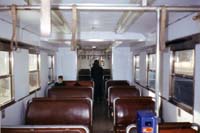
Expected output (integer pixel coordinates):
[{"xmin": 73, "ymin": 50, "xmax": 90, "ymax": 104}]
[{"xmin": 93, "ymin": 99, "xmax": 113, "ymax": 133}]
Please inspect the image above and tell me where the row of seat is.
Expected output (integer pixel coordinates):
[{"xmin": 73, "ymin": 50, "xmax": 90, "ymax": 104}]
[
  {"xmin": 127, "ymin": 122, "xmax": 197, "ymax": 133},
  {"xmin": 104, "ymin": 80, "xmax": 199, "ymax": 133},
  {"xmin": 1, "ymin": 80, "xmax": 94, "ymax": 133}
]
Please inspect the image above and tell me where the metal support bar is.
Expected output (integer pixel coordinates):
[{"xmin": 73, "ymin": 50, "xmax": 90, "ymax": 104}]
[
  {"xmin": 0, "ymin": 4, "xmax": 199, "ymax": 12},
  {"xmin": 155, "ymin": 8, "xmax": 161, "ymax": 117},
  {"xmin": 71, "ymin": 5, "xmax": 77, "ymax": 50}
]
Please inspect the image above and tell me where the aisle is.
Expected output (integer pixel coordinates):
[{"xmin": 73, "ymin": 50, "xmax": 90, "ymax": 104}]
[{"xmin": 93, "ymin": 100, "xmax": 113, "ymax": 133}]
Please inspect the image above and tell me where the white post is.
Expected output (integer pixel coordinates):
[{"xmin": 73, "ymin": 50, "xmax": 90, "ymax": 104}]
[{"xmin": 155, "ymin": 8, "xmax": 161, "ymax": 117}]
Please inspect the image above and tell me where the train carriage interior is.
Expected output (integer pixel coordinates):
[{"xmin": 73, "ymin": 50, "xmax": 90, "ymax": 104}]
[{"xmin": 0, "ymin": 0, "xmax": 200, "ymax": 133}]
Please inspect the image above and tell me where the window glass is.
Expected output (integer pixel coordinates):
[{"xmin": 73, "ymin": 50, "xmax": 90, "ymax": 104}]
[
  {"xmin": 135, "ymin": 56, "xmax": 140, "ymax": 67},
  {"xmin": 0, "ymin": 77, "xmax": 11, "ymax": 105},
  {"xmin": 172, "ymin": 76, "xmax": 193, "ymax": 107},
  {"xmin": 171, "ymin": 49, "xmax": 194, "ymax": 108},
  {"xmin": 174, "ymin": 50, "xmax": 194, "ymax": 76},
  {"xmin": 147, "ymin": 54, "xmax": 156, "ymax": 89},
  {"xmin": 29, "ymin": 54, "xmax": 38, "ymax": 71},
  {"xmin": 0, "ymin": 51, "xmax": 10, "ymax": 76},
  {"xmin": 135, "ymin": 55, "xmax": 140, "ymax": 82},
  {"xmin": 148, "ymin": 71, "xmax": 155, "ymax": 89},
  {"xmin": 48, "ymin": 56, "xmax": 52, "ymax": 68},
  {"xmin": 0, "ymin": 50, "xmax": 12, "ymax": 106},
  {"xmin": 48, "ymin": 56, "xmax": 54, "ymax": 83},
  {"xmin": 29, "ymin": 72, "xmax": 39, "ymax": 92},
  {"xmin": 149, "ymin": 54, "xmax": 156, "ymax": 70},
  {"xmin": 135, "ymin": 69, "xmax": 140, "ymax": 81},
  {"xmin": 29, "ymin": 54, "xmax": 39, "ymax": 92}
]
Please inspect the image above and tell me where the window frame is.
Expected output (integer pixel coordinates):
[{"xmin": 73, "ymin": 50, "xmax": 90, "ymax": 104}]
[
  {"xmin": 134, "ymin": 55, "xmax": 140, "ymax": 83},
  {"xmin": 147, "ymin": 53, "xmax": 156, "ymax": 91},
  {"xmin": 48, "ymin": 55, "xmax": 54, "ymax": 83},
  {"xmin": 170, "ymin": 49, "xmax": 195, "ymax": 113},
  {"xmin": 29, "ymin": 53, "xmax": 40, "ymax": 93},
  {"xmin": 0, "ymin": 50, "xmax": 14, "ymax": 107}
]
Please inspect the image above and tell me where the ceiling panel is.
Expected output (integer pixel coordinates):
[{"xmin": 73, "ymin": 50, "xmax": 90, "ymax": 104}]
[
  {"xmin": 78, "ymin": 11, "xmax": 122, "ymax": 32},
  {"xmin": 127, "ymin": 12, "xmax": 156, "ymax": 34},
  {"xmin": 153, "ymin": 0, "xmax": 200, "ymax": 6}
]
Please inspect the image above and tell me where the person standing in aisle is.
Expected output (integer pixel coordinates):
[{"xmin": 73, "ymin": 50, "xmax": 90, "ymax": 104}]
[{"xmin": 91, "ymin": 60, "xmax": 103, "ymax": 103}]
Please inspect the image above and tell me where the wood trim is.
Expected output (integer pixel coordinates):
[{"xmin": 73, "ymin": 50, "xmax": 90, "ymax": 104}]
[
  {"xmin": 0, "ymin": 37, "xmax": 55, "ymax": 53},
  {"xmin": 71, "ymin": 5, "xmax": 77, "ymax": 50}
]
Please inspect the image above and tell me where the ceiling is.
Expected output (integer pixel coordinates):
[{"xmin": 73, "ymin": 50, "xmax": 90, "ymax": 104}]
[{"xmin": 0, "ymin": 0, "xmax": 200, "ymax": 50}]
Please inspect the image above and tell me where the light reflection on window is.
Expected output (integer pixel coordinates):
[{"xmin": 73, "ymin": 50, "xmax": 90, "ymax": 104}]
[{"xmin": 0, "ymin": 51, "xmax": 12, "ymax": 106}]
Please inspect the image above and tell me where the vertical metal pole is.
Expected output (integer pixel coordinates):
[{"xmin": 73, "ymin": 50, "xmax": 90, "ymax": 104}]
[
  {"xmin": 71, "ymin": 5, "xmax": 77, "ymax": 50},
  {"xmin": 155, "ymin": 8, "xmax": 161, "ymax": 117}
]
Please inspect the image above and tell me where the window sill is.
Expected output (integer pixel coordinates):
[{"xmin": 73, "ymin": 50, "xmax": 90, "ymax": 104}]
[
  {"xmin": 29, "ymin": 87, "xmax": 41, "ymax": 95},
  {"xmin": 0, "ymin": 99, "xmax": 15, "ymax": 110},
  {"xmin": 169, "ymin": 98, "xmax": 193, "ymax": 114},
  {"xmin": 48, "ymin": 81, "xmax": 55, "ymax": 85}
]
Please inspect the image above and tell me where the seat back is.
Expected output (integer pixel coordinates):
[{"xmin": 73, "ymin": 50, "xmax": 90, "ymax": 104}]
[
  {"xmin": 63, "ymin": 80, "xmax": 94, "ymax": 88},
  {"xmin": 25, "ymin": 98, "xmax": 92, "ymax": 130},
  {"xmin": 114, "ymin": 97, "xmax": 155, "ymax": 130},
  {"xmin": 1, "ymin": 125, "xmax": 89, "ymax": 133},
  {"xmin": 108, "ymin": 86, "xmax": 140, "ymax": 107},
  {"xmin": 48, "ymin": 87, "xmax": 93, "ymax": 100},
  {"xmin": 159, "ymin": 122, "xmax": 198, "ymax": 133},
  {"xmin": 105, "ymin": 80, "xmax": 130, "ymax": 98}
]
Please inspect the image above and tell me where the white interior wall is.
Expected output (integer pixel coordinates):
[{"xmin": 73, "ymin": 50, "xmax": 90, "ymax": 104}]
[
  {"xmin": 36, "ymin": 52, "xmax": 49, "ymax": 97},
  {"xmin": 56, "ymin": 47, "xmax": 77, "ymax": 80},
  {"xmin": 139, "ymin": 52, "xmax": 147, "ymax": 86},
  {"xmin": 112, "ymin": 47, "xmax": 133, "ymax": 84},
  {"xmin": 13, "ymin": 49, "xmax": 29, "ymax": 100},
  {"xmin": 193, "ymin": 44, "xmax": 200, "ymax": 124}
]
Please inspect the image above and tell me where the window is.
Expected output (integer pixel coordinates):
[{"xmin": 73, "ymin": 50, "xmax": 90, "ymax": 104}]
[
  {"xmin": 29, "ymin": 54, "xmax": 40, "ymax": 92},
  {"xmin": 147, "ymin": 54, "xmax": 156, "ymax": 90},
  {"xmin": 171, "ymin": 50, "xmax": 194, "ymax": 108},
  {"xmin": 0, "ymin": 51, "xmax": 13, "ymax": 106},
  {"xmin": 134, "ymin": 55, "xmax": 140, "ymax": 82},
  {"xmin": 48, "ymin": 55, "xmax": 54, "ymax": 83}
]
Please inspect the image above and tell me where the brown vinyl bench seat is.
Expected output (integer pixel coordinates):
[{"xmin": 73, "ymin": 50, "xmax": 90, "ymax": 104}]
[
  {"xmin": 25, "ymin": 98, "xmax": 93, "ymax": 131},
  {"xmin": 48, "ymin": 86, "xmax": 93, "ymax": 100},
  {"xmin": 126, "ymin": 122, "xmax": 198, "ymax": 133},
  {"xmin": 1, "ymin": 125, "xmax": 89, "ymax": 133},
  {"xmin": 113, "ymin": 97, "xmax": 155, "ymax": 133},
  {"xmin": 107, "ymin": 86, "xmax": 140, "ymax": 116},
  {"xmin": 105, "ymin": 80, "xmax": 130, "ymax": 98}
]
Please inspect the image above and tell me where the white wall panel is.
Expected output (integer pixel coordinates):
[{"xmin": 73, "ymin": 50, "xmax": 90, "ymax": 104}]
[
  {"xmin": 37, "ymin": 52, "xmax": 48, "ymax": 97},
  {"xmin": 13, "ymin": 49, "xmax": 29, "ymax": 100},
  {"xmin": 162, "ymin": 100, "xmax": 193, "ymax": 122},
  {"xmin": 112, "ymin": 47, "xmax": 132, "ymax": 83},
  {"xmin": 193, "ymin": 44, "xmax": 200, "ymax": 124},
  {"xmin": 1, "ymin": 94, "xmax": 35, "ymax": 125},
  {"xmin": 161, "ymin": 50, "xmax": 171, "ymax": 99},
  {"xmin": 168, "ymin": 13, "xmax": 200, "ymax": 41},
  {"xmin": 139, "ymin": 52, "xmax": 147, "ymax": 86},
  {"xmin": 56, "ymin": 47, "xmax": 77, "ymax": 80}
]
